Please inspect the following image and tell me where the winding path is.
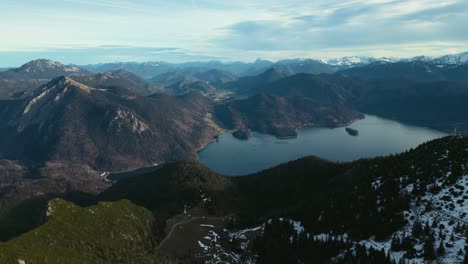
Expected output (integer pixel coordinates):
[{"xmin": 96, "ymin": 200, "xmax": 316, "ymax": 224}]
[
  {"xmin": 158, "ymin": 216, "xmax": 208, "ymax": 249},
  {"xmin": 158, "ymin": 215, "xmax": 230, "ymax": 249}
]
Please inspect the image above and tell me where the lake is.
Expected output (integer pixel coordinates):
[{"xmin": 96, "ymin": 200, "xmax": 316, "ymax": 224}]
[{"xmin": 197, "ymin": 115, "xmax": 447, "ymax": 176}]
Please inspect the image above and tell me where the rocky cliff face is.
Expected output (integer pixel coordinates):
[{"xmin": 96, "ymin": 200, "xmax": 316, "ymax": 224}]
[{"xmin": 1, "ymin": 77, "xmax": 218, "ymax": 173}]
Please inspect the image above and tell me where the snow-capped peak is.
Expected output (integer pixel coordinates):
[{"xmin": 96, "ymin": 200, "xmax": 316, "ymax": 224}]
[
  {"xmin": 321, "ymin": 56, "xmax": 397, "ymax": 67},
  {"xmin": 19, "ymin": 59, "xmax": 65, "ymax": 72},
  {"xmin": 432, "ymin": 52, "xmax": 468, "ymax": 65},
  {"xmin": 16, "ymin": 59, "xmax": 82, "ymax": 74},
  {"xmin": 321, "ymin": 56, "xmax": 370, "ymax": 66}
]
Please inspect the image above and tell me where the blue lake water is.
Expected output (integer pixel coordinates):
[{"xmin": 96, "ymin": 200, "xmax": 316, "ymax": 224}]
[{"xmin": 197, "ymin": 115, "xmax": 447, "ymax": 176}]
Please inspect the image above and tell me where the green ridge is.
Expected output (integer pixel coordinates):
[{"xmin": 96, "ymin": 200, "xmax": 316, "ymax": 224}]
[{"xmin": 0, "ymin": 199, "xmax": 171, "ymax": 264}]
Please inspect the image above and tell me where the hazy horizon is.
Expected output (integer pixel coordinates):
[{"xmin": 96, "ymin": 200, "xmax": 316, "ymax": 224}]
[{"xmin": 1, "ymin": 49, "xmax": 468, "ymax": 69}]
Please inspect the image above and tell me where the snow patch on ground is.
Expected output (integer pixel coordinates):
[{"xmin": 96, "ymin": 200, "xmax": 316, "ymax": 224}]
[
  {"xmin": 200, "ymin": 227, "xmax": 248, "ymax": 264},
  {"xmin": 46, "ymin": 203, "xmax": 54, "ymax": 217},
  {"xmin": 198, "ymin": 240, "xmax": 209, "ymax": 251}
]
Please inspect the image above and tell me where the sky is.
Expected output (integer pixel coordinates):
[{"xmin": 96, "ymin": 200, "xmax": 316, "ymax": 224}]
[{"xmin": 1, "ymin": 0, "xmax": 468, "ymax": 67}]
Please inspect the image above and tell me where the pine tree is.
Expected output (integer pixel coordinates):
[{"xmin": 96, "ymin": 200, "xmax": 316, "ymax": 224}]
[
  {"xmin": 449, "ymin": 162, "xmax": 463, "ymax": 184},
  {"xmin": 437, "ymin": 241, "xmax": 445, "ymax": 256},
  {"xmin": 424, "ymin": 221, "xmax": 431, "ymax": 235},
  {"xmin": 423, "ymin": 234, "xmax": 436, "ymax": 260},
  {"xmin": 391, "ymin": 235, "xmax": 401, "ymax": 251},
  {"xmin": 412, "ymin": 222, "xmax": 423, "ymax": 238}
]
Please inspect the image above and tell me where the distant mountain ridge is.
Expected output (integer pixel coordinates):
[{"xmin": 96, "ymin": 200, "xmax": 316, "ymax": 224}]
[
  {"xmin": 224, "ymin": 68, "xmax": 290, "ymax": 95},
  {"xmin": 81, "ymin": 61, "xmax": 174, "ymax": 79},
  {"xmin": 222, "ymin": 69, "xmax": 468, "ymax": 134},
  {"xmin": 74, "ymin": 69, "xmax": 162, "ymax": 96},
  {"xmin": 338, "ymin": 60, "xmax": 468, "ymax": 83},
  {"xmin": 215, "ymin": 93, "xmax": 363, "ymax": 137},
  {"xmin": 150, "ymin": 68, "xmax": 238, "ymax": 94},
  {"xmin": 432, "ymin": 51, "xmax": 468, "ymax": 65},
  {"xmin": 75, "ymin": 51, "xmax": 468, "ymax": 80},
  {"xmin": 14, "ymin": 59, "xmax": 86, "ymax": 76},
  {"xmin": 0, "ymin": 59, "xmax": 92, "ymax": 99},
  {"xmin": 2, "ymin": 50, "xmax": 466, "ymax": 83},
  {"xmin": 1, "ymin": 51, "xmax": 465, "ymax": 97}
]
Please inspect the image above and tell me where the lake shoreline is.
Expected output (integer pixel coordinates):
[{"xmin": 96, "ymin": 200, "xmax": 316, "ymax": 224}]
[{"xmin": 197, "ymin": 114, "xmax": 448, "ymax": 176}]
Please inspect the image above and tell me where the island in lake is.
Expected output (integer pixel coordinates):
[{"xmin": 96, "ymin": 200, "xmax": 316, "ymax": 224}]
[
  {"xmin": 232, "ymin": 129, "xmax": 252, "ymax": 140},
  {"xmin": 346, "ymin": 127, "xmax": 359, "ymax": 136}
]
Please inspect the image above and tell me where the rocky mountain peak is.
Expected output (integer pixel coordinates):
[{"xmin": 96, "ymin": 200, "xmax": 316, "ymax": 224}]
[
  {"xmin": 21, "ymin": 77, "xmax": 92, "ymax": 116},
  {"xmin": 12, "ymin": 59, "xmax": 87, "ymax": 78},
  {"xmin": 17, "ymin": 59, "xmax": 66, "ymax": 72},
  {"xmin": 432, "ymin": 51, "xmax": 468, "ymax": 65},
  {"xmin": 44, "ymin": 76, "xmax": 92, "ymax": 93}
]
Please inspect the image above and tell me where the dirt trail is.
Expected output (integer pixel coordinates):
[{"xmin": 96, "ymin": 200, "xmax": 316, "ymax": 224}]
[
  {"xmin": 158, "ymin": 216, "xmax": 230, "ymax": 249},
  {"xmin": 159, "ymin": 217, "xmax": 207, "ymax": 249}
]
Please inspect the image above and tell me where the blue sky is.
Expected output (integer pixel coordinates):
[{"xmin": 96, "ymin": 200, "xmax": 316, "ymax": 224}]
[{"xmin": 1, "ymin": 0, "xmax": 468, "ymax": 66}]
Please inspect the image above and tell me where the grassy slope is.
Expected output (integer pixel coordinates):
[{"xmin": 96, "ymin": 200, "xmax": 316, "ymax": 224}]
[{"xmin": 0, "ymin": 199, "xmax": 171, "ymax": 264}]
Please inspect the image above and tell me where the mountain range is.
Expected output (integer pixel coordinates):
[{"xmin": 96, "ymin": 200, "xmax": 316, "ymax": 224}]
[
  {"xmin": 74, "ymin": 69, "xmax": 163, "ymax": 96},
  {"xmin": 150, "ymin": 68, "xmax": 237, "ymax": 94},
  {"xmin": 338, "ymin": 60, "xmax": 468, "ymax": 83},
  {"xmin": 77, "ymin": 51, "xmax": 468, "ymax": 79},
  {"xmin": 0, "ymin": 59, "xmax": 91, "ymax": 99}
]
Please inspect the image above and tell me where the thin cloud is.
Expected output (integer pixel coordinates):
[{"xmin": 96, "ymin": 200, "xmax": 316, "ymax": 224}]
[
  {"xmin": 216, "ymin": 0, "xmax": 468, "ymax": 52},
  {"xmin": 0, "ymin": 0, "xmax": 467, "ymax": 65}
]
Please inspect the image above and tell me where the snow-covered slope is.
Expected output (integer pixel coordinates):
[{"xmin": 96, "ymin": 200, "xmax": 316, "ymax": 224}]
[
  {"xmin": 354, "ymin": 173, "xmax": 467, "ymax": 264},
  {"xmin": 433, "ymin": 52, "xmax": 468, "ymax": 65},
  {"xmin": 321, "ymin": 56, "xmax": 372, "ymax": 66},
  {"xmin": 321, "ymin": 52, "xmax": 468, "ymax": 68},
  {"xmin": 16, "ymin": 59, "xmax": 84, "ymax": 75},
  {"xmin": 321, "ymin": 56, "xmax": 398, "ymax": 68}
]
